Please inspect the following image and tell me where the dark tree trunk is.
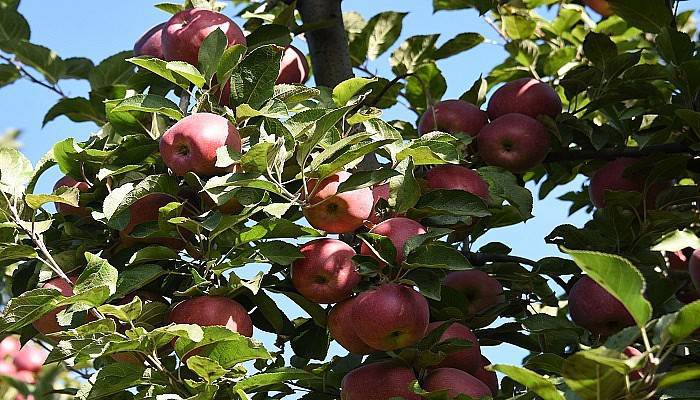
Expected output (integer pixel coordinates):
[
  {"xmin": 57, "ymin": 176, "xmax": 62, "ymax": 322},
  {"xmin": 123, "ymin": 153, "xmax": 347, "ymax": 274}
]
[{"xmin": 297, "ymin": 0, "xmax": 354, "ymax": 88}]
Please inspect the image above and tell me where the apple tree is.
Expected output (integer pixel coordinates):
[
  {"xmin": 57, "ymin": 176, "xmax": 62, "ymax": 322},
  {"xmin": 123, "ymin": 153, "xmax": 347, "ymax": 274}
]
[{"xmin": 1, "ymin": 0, "xmax": 700, "ymax": 399}]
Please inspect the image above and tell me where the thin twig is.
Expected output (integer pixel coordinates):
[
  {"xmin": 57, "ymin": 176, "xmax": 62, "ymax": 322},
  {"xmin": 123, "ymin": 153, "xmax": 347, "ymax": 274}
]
[{"xmin": 0, "ymin": 54, "xmax": 66, "ymax": 98}]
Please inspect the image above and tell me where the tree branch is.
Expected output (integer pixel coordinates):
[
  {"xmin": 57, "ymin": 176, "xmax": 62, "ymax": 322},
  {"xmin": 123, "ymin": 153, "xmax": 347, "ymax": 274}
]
[
  {"xmin": 544, "ymin": 143, "xmax": 697, "ymax": 163},
  {"xmin": 0, "ymin": 54, "xmax": 66, "ymax": 98}
]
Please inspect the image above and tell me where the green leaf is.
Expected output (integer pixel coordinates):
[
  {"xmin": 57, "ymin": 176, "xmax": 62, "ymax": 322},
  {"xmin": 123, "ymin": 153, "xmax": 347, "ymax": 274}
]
[
  {"xmin": 256, "ymin": 241, "xmax": 304, "ymax": 265},
  {"xmin": 433, "ymin": 32, "xmax": 484, "ymax": 59},
  {"xmin": 607, "ymin": 0, "xmax": 672, "ymax": 33},
  {"xmin": 245, "ymin": 24, "xmax": 292, "ymax": 50},
  {"xmin": 186, "ymin": 355, "xmax": 228, "ymax": 384},
  {"xmin": 97, "ymin": 296, "xmax": 142, "ymax": 323},
  {"xmin": 651, "ymin": 230, "xmax": 700, "ymax": 252},
  {"xmin": 85, "ymin": 362, "xmax": 145, "ymax": 399},
  {"xmin": 296, "ymin": 105, "xmax": 354, "ymax": 166},
  {"xmin": 405, "ymin": 62, "xmax": 447, "ymax": 114},
  {"xmin": 127, "ymin": 56, "xmax": 190, "ymax": 89},
  {"xmin": 166, "ymin": 61, "xmax": 205, "ymax": 88},
  {"xmin": 102, "ymin": 174, "xmax": 177, "ymax": 228},
  {"xmin": 336, "ymin": 169, "xmax": 400, "ymax": 193},
  {"xmin": 11, "ymin": 41, "xmax": 65, "ymax": 84},
  {"xmin": 390, "ymin": 34, "xmax": 439, "ymax": 75},
  {"xmin": 332, "ymin": 77, "xmax": 377, "ymax": 106},
  {"xmin": 502, "ymin": 15, "xmax": 536, "ymax": 40},
  {"xmin": 233, "ymin": 368, "xmax": 319, "ymax": 392},
  {"xmin": 25, "ymin": 187, "xmax": 79, "ymax": 210},
  {"xmin": 0, "ymin": 288, "xmax": 64, "ymax": 334},
  {"xmin": 412, "ymin": 189, "xmax": 490, "ymax": 219},
  {"xmin": 0, "ymin": 146, "xmax": 32, "ymax": 194},
  {"xmin": 583, "ymin": 32, "xmax": 617, "ymax": 69},
  {"xmin": 657, "ymin": 365, "xmax": 700, "ymax": 389},
  {"xmin": 491, "ymin": 364, "xmax": 564, "ymax": 400},
  {"xmin": 364, "ymin": 12, "xmax": 408, "ymax": 60},
  {"xmin": 198, "ymin": 28, "xmax": 228, "ymax": 83},
  {"xmin": 0, "ymin": 63, "xmax": 19, "ymax": 87},
  {"xmin": 175, "ymin": 326, "xmax": 271, "ymax": 369},
  {"xmin": 479, "ymin": 166, "xmax": 533, "ymax": 219},
  {"xmin": 216, "ymin": 44, "xmax": 247, "ymax": 85},
  {"xmin": 154, "ymin": 3, "xmax": 184, "ymax": 14},
  {"xmin": 71, "ymin": 253, "xmax": 118, "ymax": 307},
  {"xmin": 404, "ymin": 243, "xmax": 471, "ymax": 270},
  {"xmin": 229, "ymin": 45, "xmax": 283, "ymax": 109},
  {"xmin": 62, "ymin": 57, "xmax": 94, "ymax": 80},
  {"xmin": 0, "ymin": 244, "xmax": 36, "ymax": 263},
  {"xmin": 89, "ymin": 51, "xmax": 135, "ymax": 89},
  {"xmin": 0, "ymin": 7, "xmax": 29, "ymax": 44},
  {"xmin": 111, "ymin": 94, "xmax": 183, "ymax": 120},
  {"xmin": 388, "ymin": 157, "xmax": 420, "ymax": 214},
  {"xmin": 433, "ymin": 0, "xmax": 493, "ymax": 14},
  {"xmin": 43, "ymin": 97, "xmax": 104, "ymax": 126},
  {"xmin": 664, "ymin": 300, "xmax": 700, "ymax": 343},
  {"xmin": 273, "ymin": 84, "xmax": 321, "ymax": 106},
  {"xmin": 563, "ymin": 248, "xmax": 652, "ymax": 327},
  {"xmin": 561, "ymin": 351, "xmax": 626, "ymax": 400}
]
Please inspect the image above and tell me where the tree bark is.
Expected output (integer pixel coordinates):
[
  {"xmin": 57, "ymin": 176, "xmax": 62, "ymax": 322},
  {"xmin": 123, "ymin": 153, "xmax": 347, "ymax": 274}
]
[{"xmin": 297, "ymin": 0, "xmax": 354, "ymax": 88}]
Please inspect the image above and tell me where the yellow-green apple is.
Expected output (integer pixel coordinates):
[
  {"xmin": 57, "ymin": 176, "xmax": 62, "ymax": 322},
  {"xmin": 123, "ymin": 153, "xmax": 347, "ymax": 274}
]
[
  {"xmin": 425, "ymin": 165, "xmax": 490, "ymax": 201},
  {"xmin": 668, "ymin": 248, "xmax": 694, "ymax": 271},
  {"xmin": 13, "ymin": 343, "xmax": 46, "ymax": 373},
  {"xmin": 568, "ymin": 276, "xmax": 635, "ymax": 337},
  {"xmin": 53, "ymin": 176, "xmax": 90, "ymax": 216},
  {"xmin": 443, "ymin": 270, "xmax": 505, "ymax": 318},
  {"xmin": 134, "ymin": 23, "xmax": 165, "ymax": 58},
  {"xmin": 423, "ymin": 367, "xmax": 491, "ymax": 398},
  {"xmin": 427, "ymin": 321, "xmax": 481, "ymax": 374},
  {"xmin": 352, "ymin": 284, "xmax": 429, "ymax": 351},
  {"xmin": 277, "ymin": 45, "xmax": 309, "ymax": 84},
  {"xmin": 160, "ymin": 113, "xmax": 241, "ymax": 176},
  {"xmin": 588, "ymin": 158, "xmax": 668, "ymax": 208},
  {"xmin": 162, "ymin": 9, "xmax": 246, "ymax": 66},
  {"xmin": 291, "ymin": 239, "xmax": 360, "ymax": 304},
  {"xmin": 303, "ymin": 171, "xmax": 374, "ymax": 234},
  {"xmin": 584, "ymin": 0, "xmax": 613, "ymax": 16},
  {"xmin": 119, "ymin": 193, "xmax": 187, "ymax": 249},
  {"xmin": 689, "ymin": 249, "xmax": 700, "ymax": 294},
  {"xmin": 418, "ymin": 100, "xmax": 488, "ymax": 137},
  {"xmin": 168, "ymin": 296, "xmax": 253, "ymax": 337},
  {"xmin": 33, "ymin": 276, "xmax": 77, "ymax": 335},
  {"xmin": 487, "ymin": 78, "xmax": 562, "ymax": 120},
  {"xmin": 341, "ymin": 360, "xmax": 420, "ymax": 400},
  {"xmin": 0, "ymin": 336, "xmax": 20, "ymax": 359},
  {"xmin": 360, "ymin": 217, "xmax": 427, "ymax": 264},
  {"xmin": 477, "ymin": 113, "xmax": 550, "ymax": 173},
  {"xmin": 328, "ymin": 297, "xmax": 376, "ymax": 354},
  {"xmin": 473, "ymin": 356, "xmax": 498, "ymax": 396}
]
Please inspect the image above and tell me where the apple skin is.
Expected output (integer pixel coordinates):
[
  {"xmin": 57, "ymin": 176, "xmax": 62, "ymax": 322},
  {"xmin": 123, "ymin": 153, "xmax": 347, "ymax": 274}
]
[
  {"xmin": 291, "ymin": 239, "xmax": 361, "ymax": 304},
  {"xmin": 276, "ymin": 45, "xmax": 310, "ymax": 84},
  {"xmin": 352, "ymin": 284, "xmax": 429, "ymax": 351},
  {"xmin": 33, "ymin": 276, "xmax": 77, "ymax": 335},
  {"xmin": 477, "ymin": 113, "xmax": 551, "ymax": 173},
  {"xmin": 0, "ymin": 360, "xmax": 17, "ymax": 376},
  {"xmin": 134, "ymin": 23, "xmax": 165, "ymax": 59},
  {"xmin": 360, "ymin": 217, "xmax": 427, "ymax": 264},
  {"xmin": 53, "ymin": 176, "xmax": 90, "ymax": 216},
  {"xmin": 369, "ymin": 183, "xmax": 391, "ymax": 224},
  {"xmin": 13, "ymin": 343, "xmax": 46, "ymax": 373},
  {"xmin": 160, "ymin": 113, "xmax": 242, "ymax": 176},
  {"xmin": 473, "ymin": 356, "xmax": 498, "ymax": 396},
  {"xmin": 162, "ymin": 9, "xmax": 246, "ymax": 66},
  {"xmin": 588, "ymin": 158, "xmax": 667, "ymax": 208},
  {"xmin": 668, "ymin": 248, "xmax": 694, "ymax": 271},
  {"xmin": 443, "ymin": 270, "xmax": 505, "ymax": 318},
  {"xmin": 568, "ymin": 276, "xmax": 635, "ymax": 337},
  {"xmin": 689, "ymin": 249, "xmax": 700, "ymax": 294},
  {"xmin": 0, "ymin": 336, "xmax": 20, "ymax": 359},
  {"xmin": 425, "ymin": 165, "xmax": 490, "ymax": 201},
  {"xmin": 303, "ymin": 171, "xmax": 375, "ymax": 234},
  {"xmin": 119, "ymin": 193, "xmax": 187, "ymax": 249},
  {"xmin": 427, "ymin": 321, "xmax": 481, "ymax": 374},
  {"xmin": 418, "ymin": 100, "xmax": 488, "ymax": 137},
  {"xmin": 328, "ymin": 297, "xmax": 377, "ymax": 354},
  {"xmin": 487, "ymin": 78, "xmax": 562, "ymax": 120},
  {"xmin": 584, "ymin": 0, "xmax": 613, "ymax": 17},
  {"xmin": 340, "ymin": 360, "xmax": 420, "ymax": 400},
  {"xmin": 423, "ymin": 367, "xmax": 492, "ymax": 398},
  {"xmin": 168, "ymin": 296, "xmax": 253, "ymax": 337}
]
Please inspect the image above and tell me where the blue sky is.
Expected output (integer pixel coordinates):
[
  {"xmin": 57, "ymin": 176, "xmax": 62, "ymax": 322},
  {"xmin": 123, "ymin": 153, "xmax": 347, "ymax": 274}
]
[{"xmin": 2, "ymin": 0, "xmax": 699, "ymax": 386}]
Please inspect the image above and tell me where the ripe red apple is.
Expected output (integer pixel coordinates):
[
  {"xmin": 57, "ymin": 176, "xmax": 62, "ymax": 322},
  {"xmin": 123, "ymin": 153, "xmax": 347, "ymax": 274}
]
[
  {"xmin": 473, "ymin": 356, "xmax": 498, "ymax": 396},
  {"xmin": 588, "ymin": 158, "xmax": 668, "ymax": 208},
  {"xmin": 668, "ymin": 247, "xmax": 694, "ymax": 271},
  {"xmin": 427, "ymin": 321, "xmax": 481, "ymax": 374},
  {"xmin": 134, "ymin": 23, "xmax": 165, "ymax": 59},
  {"xmin": 0, "ymin": 336, "xmax": 20, "ymax": 359},
  {"xmin": 487, "ymin": 78, "xmax": 562, "ymax": 120},
  {"xmin": 119, "ymin": 193, "xmax": 188, "ymax": 249},
  {"xmin": 33, "ymin": 276, "xmax": 76, "ymax": 335},
  {"xmin": 425, "ymin": 165, "xmax": 490, "ymax": 201},
  {"xmin": 477, "ymin": 113, "xmax": 551, "ymax": 173},
  {"xmin": 418, "ymin": 100, "xmax": 488, "ymax": 137},
  {"xmin": 13, "ymin": 343, "xmax": 46, "ymax": 373},
  {"xmin": 291, "ymin": 239, "xmax": 360, "ymax": 304},
  {"xmin": 341, "ymin": 360, "xmax": 420, "ymax": 400},
  {"xmin": 568, "ymin": 276, "xmax": 635, "ymax": 337},
  {"xmin": 423, "ymin": 367, "xmax": 492, "ymax": 398},
  {"xmin": 162, "ymin": 9, "xmax": 246, "ymax": 66},
  {"xmin": 359, "ymin": 217, "xmax": 427, "ymax": 264},
  {"xmin": 0, "ymin": 360, "xmax": 17, "ymax": 376},
  {"xmin": 584, "ymin": 0, "xmax": 613, "ymax": 16},
  {"xmin": 13, "ymin": 369, "xmax": 35, "ymax": 383},
  {"xmin": 169, "ymin": 296, "xmax": 253, "ymax": 337},
  {"xmin": 369, "ymin": 183, "xmax": 391, "ymax": 224},
  {"xmin": 303, "ymin": 171, "xmax": 374, "ymax": 234},
  {"xmin": 160, "ymin": 113, "xmax": 242, "ymax": 176},
  {"xmin": 53, "ymin": 175, "xmax": 90, "ymax": 216},
  {"xmin": 689, "ymin": 249, "xmax": 700, "ymax": 294},
  {"xmin": 352, "ymin": 284, "xmax": 429, "ymax": 351},
  {"xmin": 328, "ymin": 297, "xmax": 376, "ymax": 354},
  {"xmin": 276, "ymin": 45, "xmax": 310, "ymax": 85},
  {"xmin": 443, "ymin": 270, "xmax": 505, "ymax": 318}
]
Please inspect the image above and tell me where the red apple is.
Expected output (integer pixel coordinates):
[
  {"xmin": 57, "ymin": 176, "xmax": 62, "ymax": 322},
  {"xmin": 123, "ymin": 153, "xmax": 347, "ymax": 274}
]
[
  {"xmin": 477, "ymin": 113, "xmax": 551, "ymax": 173},
  {"xmin": 487, "ymin": 78, "xmax": 562, "ymax": 120},
  {"xmin": 13, "ymin": 369, "xmax": 35, "ymax": 383},
  {"xmin": 568, "ymin": 276, "xmax": 635, "ymax": 337},
  {"xmin": 369, "ymin": 183, "xmax": 391, "ymax": 223},
  {"xmin": 328, "ymin": 297, "xmax": 376, "ymax": 354},
  {"xmin": 33, "ymin": 276, "xmax": 76, "ymax": 335},
  {"xmin": 425, "ymin": 165, "xmax": 490, "ymax": 201},
  {"xmin": 162, "ymin": 9, "xmax": 246, "ymax": 66},
  {"xmin": 53, "ymin": 175, "xmax": 90, "ymax": 216},
  {"xmin": 160, "ymin": 113, "xmax": 241, "ymax": 176},
  {"xmin": 677, "ymin": 282, "xmax": 700, "ymax": 304},
  {"xmin": 584, "ymin": 0, "xmax": 613, "ymax": 16},
  {"xmin": 473, "ymin": 356, "xmax": 498, "ymax": 396},
  {"xmin": 134, "ymin": 23, "xmax": 165, "ymax": 59},
  {"xmin": 276, "ymin": 45, "xmax": 310, "ymax": 85},
  {"xmin": 0, "ymin": 336, "xmax": 20, "ymax": 359},
  {"xmin": 427, "ymin": 321, "xmax": 481, "ymax": 374},
  {"xmin": 13, "ymin": 343, "xmax": 46, "ymax": 373},
  {"xmin": 341, "ymin": 360, "xmax": 420, "ymax": 400},
  {"xmin": 292, "ymin": 239, "xmax": 360, "ymax": 304},
  {"xmin": 0, "ymin": 360, "xmax": 17, "ymax": 376},
  {"xmin": 418, "ymin": 100, "xmax": 488, "ymax": 137},
  {"xmin": 303, "ymin": 171, "xmax": 374, "ymax": 234},
  {"xmin": 443, "ymin": 270, "xmax": 505, "ymax": 318},
  {"xmin": 169, "ymin": 296, "xmax": 253, "ymax": 337},
  {"xmin": 352, "ymin": 284, "xmax": 429, "ymax": 351},
  {"xmin": 689, "ymin": 249, "xmax": 700, "ymax": 294},
  {"xmin": 423, "ymin": 367, "xmax": 492, "ymax": 398},
  {"xmin": 359, "ymin": 217, "xmax": 427, "ymax": 264},
  {"xmin": 119, "ymin": 193, "xmax": 187, "ymax": 249},
  {"xmin": 668, "ymin": 247, "xmax": 694, "ymax": 271},
  {"xmin": 588, "ymin": 158, "xmax": 668, "ymax": 208}
]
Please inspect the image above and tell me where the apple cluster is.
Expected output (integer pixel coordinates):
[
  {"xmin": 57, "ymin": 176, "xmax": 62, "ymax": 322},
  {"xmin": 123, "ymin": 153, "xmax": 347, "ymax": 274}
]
[{"xmin": 0, "ymin": 335, "xmax": 45, "ymax": 395}]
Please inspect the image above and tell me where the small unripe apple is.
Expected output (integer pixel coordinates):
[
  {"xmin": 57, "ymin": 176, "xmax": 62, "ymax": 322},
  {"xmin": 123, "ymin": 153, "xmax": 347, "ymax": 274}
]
[
  {"xmin": 583, "ymin": 0, "xmax": 613, "ymax": 17},
  {"xmin": 162, "ymin": 9, "xmax": 246, "ymax": 66},
  {"xmin": 0, "ymin": 336, "xmax": 20, "ymax": 359},
  {"xmin": 689, "ymin": 249, "xmax": 700, "ymax": 294},
  {"xmin": 134, "ymin": 23, "xmax": 165, "ymax": 59},
  {"xmin": 119, "ymin": 193, "xmax": 187, "ymax": 249},
  {"xmin": 303, "ymin": 171, "xmax": 374, "ymax": 234},
  {"xmin": 291, "ymin": 239, "xmax": 360, "ymax": 304},
  {"xmin": 423, "ymin": 367, "xmax": 492, "ymax": 398},
  {"xmin": 276, "ymin": 45, "xmax": 310, "ymax": 85},
  {"xmin": 328, "ymin": 297, "xmax": 377, "ymax": 354},
  {"xmin": 487, "ymin": 78, "xmax": 562, "ymax": 120},
  {"xmin": 425, "ymin": 165, "xmax": 490, "ymax": 201},
  {"xmin": 33, "ymin": 276, "xmax": 77, "ymax": 335},
  {"xmin": 427, "ymin": 321, "xmax": 481, "ymax": 374},
  {"xmin": 160, "ymin": 113, "xmax": 242, "ymax": 176},
  {"xmin": 668, "ymin": 247, "xmax": 694, "ymax": 271},
  {"xmin": 473, "ymin": 356, "xmax": 498, "ymax": 396},
  {"xmin": 588, "ymin": 158, "xmax": 667, "ymax": 208},
  {"xmin": 418, "ymin": 100, "xmax": 488, "ymax": 137},
  {"xmin": 53, "ymin": 176, "xmax": 90, "ymax": 216},
  {"xmin": 352, "ymin": 283, "xmax": 429, "ymax": 351},
  {"xmin": 341, "ymin": 360, "xmax": 420, "ymax": 400},
  {"xmin": 359, "ymin": 217, "xmax": 427, "ymax": 264},
  {"xmin": 477, "ymin": 113, "xmax": 550, "ymax": 173},
  {"xmin": 169, "ymin": 296, "xmax": 253, "ymax": 337},
  {"xmin": 568, "ymin": 276, "xmax": 635, "ymax": 337},
  {"xmin": 13, "ymin": 343, "xmax": 46, "ymax": 373},
  {"xmin": 443, "ymin": 270, "xmax": 505, "ymax": 318}
]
